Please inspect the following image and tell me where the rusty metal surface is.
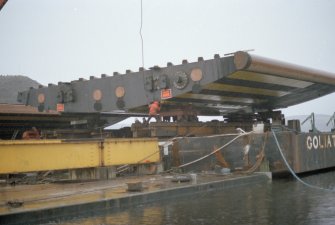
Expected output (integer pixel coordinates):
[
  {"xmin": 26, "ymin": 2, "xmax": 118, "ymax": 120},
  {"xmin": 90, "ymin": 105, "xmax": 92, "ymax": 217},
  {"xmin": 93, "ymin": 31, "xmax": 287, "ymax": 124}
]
[
  {"xmin": 0, "ymin": 103, "xmax": 58, "ymax": 114},
  {"xmin": 170, "ymin": 133, "xmax": 265, "ymax": 172},
  {"xmin": 0, "ymin": 104, "xmax": 136, "ymax": 139},
  {"xmin": 264, "ymin": 132, "xmax": 295, "ymax": 173},
  {"xmin": 261, "ymin": 131, "xmax": 335, "ymax": 173},
  {"xmin": 170, "ymin": 131, "xmax": 335, "ymax": 174},
  {"xmin": 0, "ymin": 0, "xmax": 7, "ymax": 11},
  {"xmin": 150, "ymin": 121, "xmax": 252, "ymax": 138},
  {"xmin": 295, "ymin": 132, "xmax": 335, "ymax": 173}
]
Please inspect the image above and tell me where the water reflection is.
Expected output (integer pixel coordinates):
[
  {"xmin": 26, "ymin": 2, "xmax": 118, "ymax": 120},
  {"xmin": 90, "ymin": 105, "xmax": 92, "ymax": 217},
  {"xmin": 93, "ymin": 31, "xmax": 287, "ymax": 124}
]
[{"xmin": 46, "ymin": 171, "xmax": 335, "ymax": 225}]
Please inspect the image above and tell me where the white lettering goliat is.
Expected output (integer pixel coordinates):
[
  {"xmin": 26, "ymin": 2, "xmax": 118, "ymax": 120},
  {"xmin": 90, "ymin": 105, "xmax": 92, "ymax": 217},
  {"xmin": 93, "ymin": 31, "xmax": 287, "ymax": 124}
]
[{"xmin": 306, "ymin": 135, "xmax": 334, "ymax": 150}]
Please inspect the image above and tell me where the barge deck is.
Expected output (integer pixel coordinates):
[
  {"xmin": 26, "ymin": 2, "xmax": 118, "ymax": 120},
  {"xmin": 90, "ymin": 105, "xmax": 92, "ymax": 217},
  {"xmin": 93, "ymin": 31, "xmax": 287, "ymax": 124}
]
[{"xmin": 0, "ymin": 173, "xmax": 270, "ymax": 225}]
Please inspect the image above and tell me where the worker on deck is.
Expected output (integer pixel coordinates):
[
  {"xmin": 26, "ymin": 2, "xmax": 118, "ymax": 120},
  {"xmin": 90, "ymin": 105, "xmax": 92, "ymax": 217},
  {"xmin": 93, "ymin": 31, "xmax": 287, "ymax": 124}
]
[
  {"xmin": 22, "ymin": 127, "xmax": 40, "ymax": 140},
  {"xmin": 146, "ymin": 101, "xmax": 160, "ymax": 123}
]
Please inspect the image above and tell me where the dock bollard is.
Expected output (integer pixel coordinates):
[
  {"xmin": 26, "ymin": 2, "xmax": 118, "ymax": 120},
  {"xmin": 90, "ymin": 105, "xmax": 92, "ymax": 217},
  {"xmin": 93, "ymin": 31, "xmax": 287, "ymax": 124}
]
[
  {"xmin": 190, "ymin": 173, "xmax": 197, "ymax": 184},
  {"xmin": 127, "ymin": 182, "xmax": 143, "ymax": 192}
]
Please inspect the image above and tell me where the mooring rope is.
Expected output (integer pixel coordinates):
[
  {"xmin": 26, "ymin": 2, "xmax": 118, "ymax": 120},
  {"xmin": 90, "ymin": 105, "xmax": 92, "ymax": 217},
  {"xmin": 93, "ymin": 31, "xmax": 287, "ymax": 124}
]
[
  {"xmin": 271, "ymin": 129, "xmax": 335, "ymax": 192},
  {"xmin": 176, "ymin": 132, "xmax": 251, "ymax": 169},
  {"xmin": 161, "ymin": 131, "xmax": 255, "ymax": 173},
  {"xmin": 121, "ymin": 129, "xmax": 260, "ymax": 174},
  {"xmin": 139, "ymin": 0, "xmax": 145, "ymax": 68}
]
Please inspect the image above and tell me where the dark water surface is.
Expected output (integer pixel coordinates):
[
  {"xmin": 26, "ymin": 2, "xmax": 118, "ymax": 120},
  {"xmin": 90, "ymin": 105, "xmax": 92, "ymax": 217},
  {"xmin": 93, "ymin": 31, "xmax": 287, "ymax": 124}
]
[{"xmin": 48, "ymin": 172, "xmax": 335, "ymax": 225}]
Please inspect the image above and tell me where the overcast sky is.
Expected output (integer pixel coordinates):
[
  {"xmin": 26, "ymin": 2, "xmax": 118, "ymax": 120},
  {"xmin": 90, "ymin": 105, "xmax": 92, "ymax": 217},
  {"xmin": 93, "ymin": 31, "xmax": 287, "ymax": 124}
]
[{"xmin": 0, "ymin": 0, "xmax": 335, "ymax": 117}]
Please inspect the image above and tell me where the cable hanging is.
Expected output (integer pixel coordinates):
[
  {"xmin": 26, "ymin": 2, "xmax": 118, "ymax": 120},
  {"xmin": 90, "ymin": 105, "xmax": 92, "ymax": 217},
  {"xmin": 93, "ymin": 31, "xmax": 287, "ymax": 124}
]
[
  {"xmin": 271, "ymin": 129, "xmax": 335, "ymax": 192},
  {"xmin": 139, "ymin": 0, "xmax": 145, "ymax": 68}
]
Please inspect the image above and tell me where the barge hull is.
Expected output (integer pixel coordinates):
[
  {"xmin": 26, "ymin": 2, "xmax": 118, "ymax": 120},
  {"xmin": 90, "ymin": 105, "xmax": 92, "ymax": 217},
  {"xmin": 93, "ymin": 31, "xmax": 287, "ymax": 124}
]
[{"xmin": 169, "ymin": 131, "xmax": 335, "ymax": 174}]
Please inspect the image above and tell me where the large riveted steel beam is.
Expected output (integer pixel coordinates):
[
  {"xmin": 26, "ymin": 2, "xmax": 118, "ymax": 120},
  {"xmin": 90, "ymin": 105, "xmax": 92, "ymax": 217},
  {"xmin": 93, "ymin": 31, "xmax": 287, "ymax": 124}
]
[{"xmin": 0, "ymin": 138, "xmax": 159, "ymax": 174}]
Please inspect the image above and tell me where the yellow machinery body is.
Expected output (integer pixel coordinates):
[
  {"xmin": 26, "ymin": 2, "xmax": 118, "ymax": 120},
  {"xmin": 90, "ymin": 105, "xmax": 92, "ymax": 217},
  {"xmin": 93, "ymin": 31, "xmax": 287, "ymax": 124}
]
[{"xmin": 0, "ymin": 138, "xmax": 160, "ymax": 174}]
